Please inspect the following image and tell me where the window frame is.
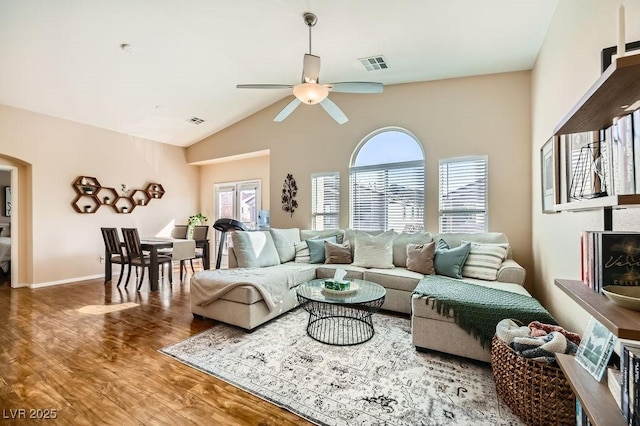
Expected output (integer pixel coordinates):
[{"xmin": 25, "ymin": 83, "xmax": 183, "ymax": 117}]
[
  {"xmin": 349, "ymin": 127, "xmax": 425, "ymax": 232},
  {"xmin": 311, "ymin": 172, "xmax": 340, "ymax": 231},
  {"xmin": 438, "ymin": 155, "xmax": 488, "ymax": 233}
]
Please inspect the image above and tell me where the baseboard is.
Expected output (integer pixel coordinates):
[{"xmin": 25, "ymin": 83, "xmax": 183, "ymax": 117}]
[{"xmin": 29, "ymin": 274, "xmax": 104, "ymax": 289}]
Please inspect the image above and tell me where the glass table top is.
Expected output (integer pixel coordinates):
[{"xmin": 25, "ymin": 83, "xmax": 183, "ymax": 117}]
[{"xmin": 296, "ymin": 278, "xmax": 386, "ymax": 304}]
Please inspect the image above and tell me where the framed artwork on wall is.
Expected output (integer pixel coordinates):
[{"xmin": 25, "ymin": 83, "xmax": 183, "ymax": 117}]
[
  {"xmin": 540, "ymin": 136, "xmax": 560, "ymax": 213},
  {"xmin": 3, "ymin": 186, "xmax": 10, "ymax": 217}
]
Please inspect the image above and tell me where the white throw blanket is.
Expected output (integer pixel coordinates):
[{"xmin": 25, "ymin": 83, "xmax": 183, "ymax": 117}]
[{"xmin": 191, "ymin": 267, "xmax": 301, "ymax": 311}]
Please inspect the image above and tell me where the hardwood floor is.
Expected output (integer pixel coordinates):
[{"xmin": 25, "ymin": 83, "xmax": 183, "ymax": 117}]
[{"xmin": 0, "ymin": 270, "xmax": 312, "ymax": 425}]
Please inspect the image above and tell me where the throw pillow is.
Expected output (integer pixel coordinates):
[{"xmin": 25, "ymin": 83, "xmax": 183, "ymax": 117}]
[
  {"xmin": 434, "ymin": 239, "xmax": 471, "ymax": 279},
  {"xmin": 0, "ymin": 224, "xmax": 9, "ymax": 238},
  {"xmin": 352, "ymin": 230, "xmax": 395, "ymax": 269},
  {"xmin": 406, "ymin": 242, "xmax": 436, "ymax": 275},
  {"xmin": 230, "ymin": 231, "xmax": 281, "ymax": 268},
  {"xmin": 393, "ymin": 231, "xmax": 433, "ymax": 267},
  {"xmin": 461, "ymin": 240, "xmax": 509, "ymax": 281},
  {"xmin": 324, "ymin": 240, "xmax": 352, "ymax": 264},
  {"xmin": 307, "ymin": 236, "xmax": 337, "ymax": 264},
  {"xmin": 294, "ymin": 241, "xmax": 311, "ymax": 263},
  {"xmin": 269, "ymin": 228, "xmax": 301, "ymax": 263}
]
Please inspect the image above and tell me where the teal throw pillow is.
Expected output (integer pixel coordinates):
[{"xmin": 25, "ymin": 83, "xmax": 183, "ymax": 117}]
[
  {"xmin": 307, "ymin": 236, "xmax": 337, "ymax": 264},
  {"xmin": 434, "ymin": 239, "xmax": 471, "ymax": 279}
]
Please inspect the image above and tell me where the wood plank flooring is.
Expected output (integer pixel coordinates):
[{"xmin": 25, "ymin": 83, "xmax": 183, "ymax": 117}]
[{"xmin": 0, "ymin": 269, "xmax": 312, "ymax": 425}]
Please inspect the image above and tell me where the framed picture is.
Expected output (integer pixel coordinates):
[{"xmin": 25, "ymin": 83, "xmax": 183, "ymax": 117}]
[
  {"xmin": 575, "ymin": 317, "xmax": 617, "ymax": 381},
  {"xmin": 540, "ymin": 136, "xmax": 560, "ymax": 213},
  {"xmin": 3, "ymin": 186, "xmax": 10, "ymax": 217}
]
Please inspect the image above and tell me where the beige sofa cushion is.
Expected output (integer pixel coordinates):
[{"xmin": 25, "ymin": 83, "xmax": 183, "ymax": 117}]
[
  {"xmin": 393, "ymin": 231, "xmax": 434, "ymax": 267},
  {"xmin": 231, "ymin": 231, "xmax": 280, "ymax": 268},
  {"xmin": 364, "ymin": 268, "xmax": 423, "ymax": 292},
  {"xmin": 352, "ymin": 230, "xmax": 395, "ymax": 269},
  {"xmin": 314, "ymin": 264, "xmax": 367, "ymax": 280},
  {"xmin": 269, "ymin": 228, "xmax": 301, "ymax": 263},
  {"xmin": 434, "ymin": 232, "xmax": 512, "ymax": 258},
  {"xmin": 300, "ymin": 229, "xmax": 344, "ymax": 243}
]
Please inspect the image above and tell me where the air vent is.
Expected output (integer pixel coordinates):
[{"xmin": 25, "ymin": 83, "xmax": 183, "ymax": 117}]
[
  {"xmin": 186, "ymin": 116, "xmax": 205, "ymax": 125},
  {"xmin": 359, "ymin": 55, "xmax": 388, "ymax": 71}
]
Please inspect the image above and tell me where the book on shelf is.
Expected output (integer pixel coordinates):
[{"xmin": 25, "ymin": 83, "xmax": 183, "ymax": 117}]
[
  {"xmin": 620, "ymin": 342, "xmax": 640, "ymax": 424},
  {"xmin": 634, "ymin": 110, "xmax": 640, "ymax": 195},
  {"xmin": 580, "ymin": 231, "xmax": 640, "ymax": 292}
]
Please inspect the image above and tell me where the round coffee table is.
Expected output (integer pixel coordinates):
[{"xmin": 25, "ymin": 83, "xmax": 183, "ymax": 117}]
[{"xmin": 296, "ymin": 278, "xmax": 386, "ymax": 346}]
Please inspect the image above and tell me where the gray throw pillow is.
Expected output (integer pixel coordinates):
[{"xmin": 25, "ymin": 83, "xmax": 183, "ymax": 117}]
[
  {"xmin": 324, "ymin": 240, "xmax": 352, "ymax": 264},
  {"xmin": 434, "ymin": 239, "xmax": 471, "ymax": 279},
  {"xmin": 307, "ymin": 236, "xmax": 337, "ymax": 264},
  {"xmin": 406, "ymin": 242, "xmax": 436, "ymax": 275}
]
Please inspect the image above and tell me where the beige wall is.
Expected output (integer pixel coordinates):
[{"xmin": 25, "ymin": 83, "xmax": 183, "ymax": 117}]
[
  {"xmin": 532, "ymin": 0, "xmax": 640, "ymax": 334},
  {"xmin": 0, "ymin": 104, "xmax": 199, "ymax": 286},
  {"xmin": 199, "ymin": 154, "xmax": 270, "ymax": 220},
  {"xmin": 188, "ymin": 71, "xmax": 534, "ymax": 287}
]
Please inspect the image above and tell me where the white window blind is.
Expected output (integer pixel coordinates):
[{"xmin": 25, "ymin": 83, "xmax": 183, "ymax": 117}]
[
  {"xmin": 438, "ymin": 156, "xmax": 488, "ymax": 233},
  {"xmin": 311, "ymin": 173, "xmax": 340, "ymax": 230},
  {"xmin": 350, "ymin": 161, "xmax": 424, "ymax": 231}
]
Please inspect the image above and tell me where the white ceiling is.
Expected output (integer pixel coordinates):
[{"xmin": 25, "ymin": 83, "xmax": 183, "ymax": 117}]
[{"xmin": 0, "ymin": 0, "xmax": 557, "ymax": 147}]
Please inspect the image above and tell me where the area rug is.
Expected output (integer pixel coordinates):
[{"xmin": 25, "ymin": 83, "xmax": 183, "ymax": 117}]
[
  {"xmin": 76, "ymin": 302, "xmax": 139, "ymax": 315},
  {"xmin": 160, "ymin": 308, "xmax": 523, "ymax": 425}
]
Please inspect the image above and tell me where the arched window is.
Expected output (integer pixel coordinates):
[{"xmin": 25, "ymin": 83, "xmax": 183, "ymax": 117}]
[{"xmin": 349, "ymin": 128, "xmax": 425, "ymax": 231}]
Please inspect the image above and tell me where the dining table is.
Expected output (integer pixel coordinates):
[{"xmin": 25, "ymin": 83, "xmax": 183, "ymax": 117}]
[{"xmin": 105, "ymin": 237, "xmax": 210, "ymax": 291}]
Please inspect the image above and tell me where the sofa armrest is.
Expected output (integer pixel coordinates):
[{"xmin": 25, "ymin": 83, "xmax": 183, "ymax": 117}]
[{"xmin": 495, "ymin": 259, "xmax": 526, "ymax": 286}]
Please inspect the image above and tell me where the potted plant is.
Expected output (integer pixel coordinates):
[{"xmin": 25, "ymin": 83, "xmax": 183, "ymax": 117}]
[{"xmin": 188, "ymin": 213, "xmax": 208, "ymax": 239}]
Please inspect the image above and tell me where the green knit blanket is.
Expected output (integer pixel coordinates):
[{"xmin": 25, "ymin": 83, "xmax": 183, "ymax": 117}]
[{"xmin": 413, "ymin": 275, "xmax": 556, "ymax": 348}]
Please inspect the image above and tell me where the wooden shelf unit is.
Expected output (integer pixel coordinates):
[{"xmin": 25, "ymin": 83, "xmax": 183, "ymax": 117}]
[
  {"xmin": 556, "ymin": 354, "xmax": 626, "ymax": 426},
  {"xmin": 555, "ymin": 194, "xmax": 640, "ymax": 212},
  {"xmin": 556, "ymin": 279, "xmax": 640, "ymax": 340},
  {"xmin": 554, "ymin": 53, "xmax": 640, "ymax": 135},
  {"xmin": 555, "ymin": 279, "xmax": 640, "ymax": 424}
]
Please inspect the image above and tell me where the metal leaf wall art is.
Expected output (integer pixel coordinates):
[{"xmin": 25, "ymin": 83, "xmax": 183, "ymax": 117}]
[{"xmin": 281, "ymin": 174, "xmax": 298, "ymax": 217}]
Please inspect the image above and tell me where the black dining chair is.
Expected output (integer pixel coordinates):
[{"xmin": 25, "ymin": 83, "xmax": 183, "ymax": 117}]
[
  {"xmin": 121, "ymin": 228, "xmax": 173, "ymax": 290},
  {"xmin": 184, "ymin": 225, "xmax": 210, "ymax": 274},
  {"xmin": 100, "ymin": 227, "xmax": 129, "ymax": 287}
]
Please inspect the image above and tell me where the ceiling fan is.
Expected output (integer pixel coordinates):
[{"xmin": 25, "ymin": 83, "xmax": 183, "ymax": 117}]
[{"xmin": 236, "ymin": 12, "xmax": 383, "ymax": 124}]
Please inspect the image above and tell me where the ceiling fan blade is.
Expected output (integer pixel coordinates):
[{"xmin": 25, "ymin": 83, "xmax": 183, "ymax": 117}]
[
  {"xmin": 319, "ymin": 98, "xmax": 348, "ymax": 124},
  {"xmin": 302, "ymin": 54, "xmax": 321, "ymax": 83},
  {"xmin": 274, "ymin": 98, "xmax": 302, "ymax": 122},
  {"xmin": 236, "ymin": 84, "xmax": 294, "ymax": 89},
  {"xmin": 326, "ymin": 82, "xmax": 383, "ymax": 94}
]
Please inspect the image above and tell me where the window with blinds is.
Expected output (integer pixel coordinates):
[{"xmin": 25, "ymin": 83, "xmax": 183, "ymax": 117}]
[
  {"xmin": 349, "ymin": 128, "xmax": 425, "ymax": 232},
  {"xmin": 311, "ymin": 172, "xmax": 340, "ymax": 230},
  {"xmin": 438, "ymin": 156, "xmax": 488, "ymax": 233}
]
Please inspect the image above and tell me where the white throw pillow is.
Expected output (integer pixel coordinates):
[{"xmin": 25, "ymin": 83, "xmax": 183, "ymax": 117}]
[
  {"xmin": 294, "ymin": 240, "xmax": 311, "ymax": 263},
  {"xmin": 352, "ymin": 230, "xmax": 395, "ymax": 269},
  {"xmin": 461, "ymin": 240, "xmax": 509, "ymax": 281},
  {"xmin": 231, "ymin": 231, "xmax": 281, "ymax": 268},
  {"xmin": 269, "ymin": 228, "xmax": 301, "ymax": 263}
]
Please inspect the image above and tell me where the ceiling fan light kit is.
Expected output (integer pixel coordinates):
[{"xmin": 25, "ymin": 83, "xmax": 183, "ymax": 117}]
[
  {"xmin": 292, "ymin": 82, "xmax": 328, "ymax": 104},
  {"xmin": 236, "ymin": 12, "xmax": 382, "ymax": 124}
]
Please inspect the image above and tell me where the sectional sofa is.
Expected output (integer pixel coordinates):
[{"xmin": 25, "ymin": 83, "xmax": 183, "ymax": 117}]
[{"xmin": 190, "ymin": 228, "xmax": 530, "ymax": 362}]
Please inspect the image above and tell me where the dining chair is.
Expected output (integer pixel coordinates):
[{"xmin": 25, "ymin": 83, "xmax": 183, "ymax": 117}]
[
  {"xmin": 100, "ymin": 227, "xmax": 129, "ymax": 287},
  {"xmin": 171, "ymin": 225, "xmax": 189, "ymax": 239},
  {"xmin": 121, "ymin": 227, "xmax": 173, "ymax": 290},
  {"xmin": 186, "ymin": 225, "xmax": 210, "ymax": 274}
]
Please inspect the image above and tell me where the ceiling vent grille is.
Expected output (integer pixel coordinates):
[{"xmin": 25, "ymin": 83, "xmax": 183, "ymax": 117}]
[
  {"xmin": 186, "ymin": 116, "xmax": 205, "ymax": 125},
  {"xmin": 359, "ymin": 55, "xmax": 388, "ymax": 71}
]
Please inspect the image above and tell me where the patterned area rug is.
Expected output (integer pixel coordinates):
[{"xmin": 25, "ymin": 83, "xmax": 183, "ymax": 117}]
[{"xmin": 160, "ymin": 308, "xmax": 523, "ymax": 425}]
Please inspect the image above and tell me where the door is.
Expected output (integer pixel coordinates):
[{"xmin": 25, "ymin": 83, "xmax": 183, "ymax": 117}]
[{"xmin": 214, "ymin": 180, "xmax": 261, "ymax": 265}]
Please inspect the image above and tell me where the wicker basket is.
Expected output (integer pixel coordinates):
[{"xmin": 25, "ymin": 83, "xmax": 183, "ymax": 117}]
[{"xmin": 491, "ymin": 336, "xmax": 576, "ymax": 426}]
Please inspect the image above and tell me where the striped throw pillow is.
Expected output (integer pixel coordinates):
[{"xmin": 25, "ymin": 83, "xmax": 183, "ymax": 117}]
[{"xmin": 461, "ymin": 240, "xmax": 509, "ymax": 281}]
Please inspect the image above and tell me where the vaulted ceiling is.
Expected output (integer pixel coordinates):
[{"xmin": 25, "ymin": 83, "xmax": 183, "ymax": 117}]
[{"xmin": 0, "ymin": 0, "xmax": 557, "ymax": 146}]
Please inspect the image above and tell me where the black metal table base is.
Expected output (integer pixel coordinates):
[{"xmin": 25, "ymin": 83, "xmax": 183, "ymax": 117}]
[{"xmin": 298, "ymin": 298, "xmax": 385, "ymax": 346}]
